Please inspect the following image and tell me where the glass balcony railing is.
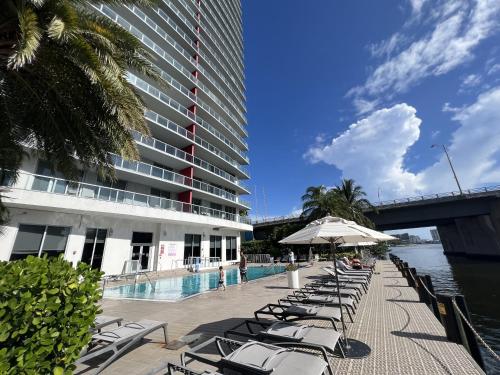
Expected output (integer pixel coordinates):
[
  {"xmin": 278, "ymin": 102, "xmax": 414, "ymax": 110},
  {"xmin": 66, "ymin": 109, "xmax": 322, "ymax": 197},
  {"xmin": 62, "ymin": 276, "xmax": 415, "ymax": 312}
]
[
  {"xmin": 206, "ymin": 0, "xmax": 243, "ymax": 48},
  {"xmin": 127, "ymin": 73, "xmax": 249, "ymax": 156},
  {"xmin": 198, "ymin": 0, "xmax": 244, "ymax": 59},
  {"xmin": 5, "ymin": 172, "xmax": 250, "ymax": 223},
  {"xmin": 175, "ymin": 0, "xmax": 244, "ymax": 73},
  {"xmin": 97, "ymin": 4, "xmax": 246, "ymax": 122},
  {"xmin": 131, "ymin": 130, "xmax": 248, "ymax": 190},
  {"xmin": 122, "ymin": 4, "xmax": 245, "ymax": 106},
  {"xmin": 162, "ymin": 0, "xmax": 245, "ymax": 90},
  {"xmin": 110, "ymin": 154, "xmax": 246, "ymax": 205},
  {"xmin": 144, "ymin": 110, "xmax": 250, "ymax": 177},
  {"xmin": 150, "ymin": 62, "xmax": 246, "ymax": 138}
]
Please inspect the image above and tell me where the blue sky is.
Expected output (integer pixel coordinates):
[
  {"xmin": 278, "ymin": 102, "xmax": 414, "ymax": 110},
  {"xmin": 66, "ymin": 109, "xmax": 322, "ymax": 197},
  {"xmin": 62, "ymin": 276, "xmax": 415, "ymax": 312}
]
[{"xmin": 242, "ymin": 0, "xmax": 500, "ymax": 238}]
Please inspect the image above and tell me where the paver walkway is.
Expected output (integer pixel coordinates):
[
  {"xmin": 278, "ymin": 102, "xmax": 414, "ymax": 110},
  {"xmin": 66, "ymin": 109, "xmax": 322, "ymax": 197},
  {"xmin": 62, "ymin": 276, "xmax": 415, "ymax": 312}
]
[{"xmin": 77, "ymin": 261, "xmax": 484, "ymax": 374}]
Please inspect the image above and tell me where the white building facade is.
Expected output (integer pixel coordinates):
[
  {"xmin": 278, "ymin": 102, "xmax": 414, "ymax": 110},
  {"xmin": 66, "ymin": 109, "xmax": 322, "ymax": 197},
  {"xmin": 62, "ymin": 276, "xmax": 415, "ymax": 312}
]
[{"xmin": 0, "ymin": 0, "xmax": 252, "ymax": 275}]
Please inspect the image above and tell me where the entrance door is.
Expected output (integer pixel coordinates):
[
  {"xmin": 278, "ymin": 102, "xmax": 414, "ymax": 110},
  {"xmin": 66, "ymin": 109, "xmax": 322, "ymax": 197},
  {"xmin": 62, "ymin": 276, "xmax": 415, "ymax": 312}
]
[
  {"xmin": 131, "ymin": 245, "xmax": 151, "ymax": 270},
  {"xmin": 131, "ymin": 232, "xmax": 153, "ymax": 271},
  {"xmin": 81, "ymin": 228, "xmax": 107, "ymax": 270}
]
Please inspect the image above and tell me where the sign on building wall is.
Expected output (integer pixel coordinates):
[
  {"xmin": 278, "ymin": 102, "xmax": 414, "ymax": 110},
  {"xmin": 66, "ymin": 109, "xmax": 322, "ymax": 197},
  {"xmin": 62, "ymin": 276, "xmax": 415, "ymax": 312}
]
[{"xmin": 167, "ymin": 243, "xmax": 177, "ymax": 256}]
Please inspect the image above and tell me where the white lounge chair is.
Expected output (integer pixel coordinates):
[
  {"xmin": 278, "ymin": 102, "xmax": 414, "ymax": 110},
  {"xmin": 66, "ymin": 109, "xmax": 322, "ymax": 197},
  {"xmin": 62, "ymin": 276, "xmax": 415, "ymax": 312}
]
[
  {"xmin": 78, "ymin": 319, "xmax": 168, "ymax": 374},
  {"xmin": 181, "ymin": 336, "xmax": 332, "ymax": 375},
  {"xmin": 225, "ymin": 319, "xmax": 345, "ymax": 357}
]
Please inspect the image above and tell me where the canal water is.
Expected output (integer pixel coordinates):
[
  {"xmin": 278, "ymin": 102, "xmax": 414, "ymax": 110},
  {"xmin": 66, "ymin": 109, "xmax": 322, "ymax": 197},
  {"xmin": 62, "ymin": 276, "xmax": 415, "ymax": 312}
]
[{"xmin": 390, "ymin": 244, "xmax": 500, "ymax": 374}]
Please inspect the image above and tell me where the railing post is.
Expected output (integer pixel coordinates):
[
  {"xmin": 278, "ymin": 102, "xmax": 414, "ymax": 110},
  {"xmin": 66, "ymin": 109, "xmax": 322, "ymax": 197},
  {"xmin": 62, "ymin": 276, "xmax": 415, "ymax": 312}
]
[
  {"xmin": 436, "ymin": 294, "xmax": 462, "ymax": 344},
  {"xmin": 424, "ymin": 275, "xmax": 441, "ymax": 320},
  {"xmin": 453, "ymin": 295, "xmax": 485, "ymax": 370}
]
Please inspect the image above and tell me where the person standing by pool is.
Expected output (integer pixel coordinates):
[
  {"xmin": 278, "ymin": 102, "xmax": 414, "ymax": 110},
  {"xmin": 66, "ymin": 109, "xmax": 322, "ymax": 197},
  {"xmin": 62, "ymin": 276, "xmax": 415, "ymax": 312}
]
[
  {"xmin": 239, "ymin": 250, "xmax": 248, "ymax": 283},
  {"xmin": 217, "ymin": 266, "xmax": 226, "ymax": 291}
]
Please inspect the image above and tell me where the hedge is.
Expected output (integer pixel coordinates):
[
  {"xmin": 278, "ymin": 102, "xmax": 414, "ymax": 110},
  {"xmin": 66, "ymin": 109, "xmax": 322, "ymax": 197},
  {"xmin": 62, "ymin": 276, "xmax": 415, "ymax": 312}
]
[{"xmin": 0, "ymin": 256, "xmax": 102, "ymax": 374}]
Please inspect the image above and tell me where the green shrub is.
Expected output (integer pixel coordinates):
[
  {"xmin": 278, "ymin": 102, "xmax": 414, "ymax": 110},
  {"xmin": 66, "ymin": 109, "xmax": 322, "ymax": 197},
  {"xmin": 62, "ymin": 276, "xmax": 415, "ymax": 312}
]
[
  {"xmin": 285, "ymin": 263, "xmax": 299, "ymax": 271},
  {"xmin": 0, "ymin": 256, "xmax": 102, "ymax": 374}
]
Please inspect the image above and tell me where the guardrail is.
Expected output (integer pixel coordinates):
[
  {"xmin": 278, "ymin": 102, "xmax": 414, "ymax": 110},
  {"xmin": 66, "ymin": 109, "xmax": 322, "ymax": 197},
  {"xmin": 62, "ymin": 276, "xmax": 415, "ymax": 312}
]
[
  {"xmin": 2, "ymin": 172, "xmax": 250, "ymax": 224},
  {"xmin": 389, "ymin": 254, "xmax": 500, "ymax": 369},
  {"xmin": 373, "ymin": 185, "xmax": 500, "ymax": 209}
]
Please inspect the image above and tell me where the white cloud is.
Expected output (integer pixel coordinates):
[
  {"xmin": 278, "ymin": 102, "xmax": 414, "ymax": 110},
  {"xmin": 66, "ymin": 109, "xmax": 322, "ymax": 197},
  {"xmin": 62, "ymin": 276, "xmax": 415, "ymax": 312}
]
[
  {"xmin": 305, "ymin": 103, "xmax": 423, "ymax": 198},
  {"xmin": 369, "ymin": 33, "xmax": 406, "ymax": 58},
  {"xmin": 461, "ymin": 74, "xmax": 482, "ymax": 88},
  {"xmin": 349, "ymin": 0, "xmax": 500, "ymax": 112},
  {"xmin": 409, "ymin": 0, "xmax": 427, "ymax": 15},
  {"xmin": 305, "ymin": 87, "xmax": 500, "ymax": 200},
  {"xmin": 487, "ymin": 63, "xmax": 500, "ymax": 75},
  {"xmin": 431, "ymin": 130, "xmax": 440, "ymax": 139}
]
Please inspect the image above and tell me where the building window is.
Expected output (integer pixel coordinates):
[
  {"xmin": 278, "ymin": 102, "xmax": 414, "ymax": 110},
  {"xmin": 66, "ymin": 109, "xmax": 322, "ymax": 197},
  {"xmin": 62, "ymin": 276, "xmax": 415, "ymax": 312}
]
[
  {"xmin": 226, "ymin": 236, "xmax": 237, "ymax": 261},
  {"xmin": 184, "ymin": 234, "xmax": 201, "ymax": 260},
  {"xmin": 11, "ymin": 224, "xmax": 70, "ymax": 261},
  {"xmin": 81, "ymin": 228, "xmax": 107, "ymax": 270},
  {"xmin": 150, "ymin": 188, "xmax": 170, "ymax": 199},
  {"xmin": 210, "ymin": 235, "xmax": 222, "ymax": 260}
]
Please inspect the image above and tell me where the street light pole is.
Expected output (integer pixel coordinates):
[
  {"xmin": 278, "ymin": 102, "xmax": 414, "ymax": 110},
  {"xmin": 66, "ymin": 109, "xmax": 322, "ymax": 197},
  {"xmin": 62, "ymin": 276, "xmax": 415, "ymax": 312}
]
[{"xmin": 432, "ymin": 144, "xmax": 464, "ymax": 195}]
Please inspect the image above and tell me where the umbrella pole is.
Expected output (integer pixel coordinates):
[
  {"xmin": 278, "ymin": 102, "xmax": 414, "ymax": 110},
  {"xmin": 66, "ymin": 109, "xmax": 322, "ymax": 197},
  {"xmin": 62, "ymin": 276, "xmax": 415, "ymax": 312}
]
[{"xmin": 331, "ymin": 240, "xmax": 349, "ymax": 349}]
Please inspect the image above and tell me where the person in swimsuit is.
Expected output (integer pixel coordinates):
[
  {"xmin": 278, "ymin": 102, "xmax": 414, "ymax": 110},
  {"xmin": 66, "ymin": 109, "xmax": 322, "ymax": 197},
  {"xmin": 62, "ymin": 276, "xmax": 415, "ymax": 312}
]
[
  {"xmin": 217, "ymin": 266, "xmax": 226, "ymax": 290},
  {"xmin": 239, "ymin": 250, "xmax": 248, "ymax": 283}
]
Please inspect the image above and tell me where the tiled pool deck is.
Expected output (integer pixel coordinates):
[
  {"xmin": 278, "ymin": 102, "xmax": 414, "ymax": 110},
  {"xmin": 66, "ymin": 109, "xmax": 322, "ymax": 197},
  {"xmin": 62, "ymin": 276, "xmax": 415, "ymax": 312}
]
[{"xmin": 77, "ymin": 260, "xmax": 484, "ymax": 374}]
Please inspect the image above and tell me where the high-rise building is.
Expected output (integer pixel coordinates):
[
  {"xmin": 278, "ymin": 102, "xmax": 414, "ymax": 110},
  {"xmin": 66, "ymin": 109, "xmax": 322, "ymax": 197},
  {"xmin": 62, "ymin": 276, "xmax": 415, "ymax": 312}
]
[
  {"xmin": 0, "ymin": 0, "xmax": 252, "ymax": 275},
  {"xmin": 430, "ymin": 229, "xmax": 440, "ymax": 242}
]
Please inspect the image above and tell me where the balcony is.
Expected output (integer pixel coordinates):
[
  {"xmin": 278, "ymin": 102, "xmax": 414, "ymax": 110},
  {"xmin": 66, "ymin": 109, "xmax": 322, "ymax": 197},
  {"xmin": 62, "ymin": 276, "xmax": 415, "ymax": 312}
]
[
  {"xmin": 131, "ymin": 130, "xmax": 249, "ymax": 193},
  {"xmin": 161, "ymin": 0, "xmax": 245, "ymax": 92},
  {"xmin": 144, "ymin": 110, "xmax": 250, "ymax": 179},
  {"xmin": 127, "ymin": 73, "xmax": 249, "ymax": 158},
  {"xmin": 120, "ymin": 4, "xmax": 245, "ymax": 106},
  {"xmin": 2, "ymin": 172, "xmax": 252, "ymax": 229},
  {"xmin": 110, "ymin": 154, "xmax": 249, "ymax": 208}
]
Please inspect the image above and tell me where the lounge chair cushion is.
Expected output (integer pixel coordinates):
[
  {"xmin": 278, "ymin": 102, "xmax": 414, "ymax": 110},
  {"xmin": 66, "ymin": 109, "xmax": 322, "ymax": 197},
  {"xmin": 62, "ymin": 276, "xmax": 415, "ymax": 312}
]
[
  {"xmin": 264, "ymin": 322, "xmax": 307, "ymax": 341},
  {"xmin": 285, "ymin": 305, "xmax": 320, "ymax": 316},
  {"xmin": 92, "ymin": 319, "xmax": 163, "ymax": 343},
  {"xmin": 307, "ymin": 294, "xmax": 354, "ymax": 307},
  {"xmin": 302, "ymin": 326, "xmax": 342, "ymax": 352},
  {"xmin": 224, "ymin": 341, "xmax": 327, "ymax": 375}
]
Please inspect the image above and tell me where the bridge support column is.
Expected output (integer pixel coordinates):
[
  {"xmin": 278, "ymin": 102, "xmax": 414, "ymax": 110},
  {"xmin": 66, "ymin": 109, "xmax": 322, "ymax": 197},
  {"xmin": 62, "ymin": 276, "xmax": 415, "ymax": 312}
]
[
  {"xmin": 437, "ymin": 223, "xmax": 467, "ymax": 256},
  {"xmin": 438, "ymin": 213, "xmax": 500, "ymax": 258}
]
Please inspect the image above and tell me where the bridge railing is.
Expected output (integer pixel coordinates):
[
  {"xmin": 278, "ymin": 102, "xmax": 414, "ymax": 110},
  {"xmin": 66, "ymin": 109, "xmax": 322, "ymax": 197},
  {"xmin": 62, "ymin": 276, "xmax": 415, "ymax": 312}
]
[
  {"xmin": 251, "ymin": 184, "xmax": 500, "ymax": 226},
  {"xmin": 252, "ymin": 213, "xmax": 302, "ymax": 225},
  {"xmin": 373, "ymin": 184, "xmax": 500, "ymax": 209}
]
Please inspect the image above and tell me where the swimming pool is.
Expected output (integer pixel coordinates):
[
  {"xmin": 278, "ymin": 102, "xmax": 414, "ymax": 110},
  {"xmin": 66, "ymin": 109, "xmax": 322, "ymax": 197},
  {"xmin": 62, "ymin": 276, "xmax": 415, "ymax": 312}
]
[{"xmin": 103, "ymin": 265, "xmax": 286, "ymax": 301}]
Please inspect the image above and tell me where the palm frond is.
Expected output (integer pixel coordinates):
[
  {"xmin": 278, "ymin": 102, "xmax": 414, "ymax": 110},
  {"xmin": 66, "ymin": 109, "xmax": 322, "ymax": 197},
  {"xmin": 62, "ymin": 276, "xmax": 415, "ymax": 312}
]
[{"xmin": 8, "ymin": 7, "xmax": 41, "ymax": 69}]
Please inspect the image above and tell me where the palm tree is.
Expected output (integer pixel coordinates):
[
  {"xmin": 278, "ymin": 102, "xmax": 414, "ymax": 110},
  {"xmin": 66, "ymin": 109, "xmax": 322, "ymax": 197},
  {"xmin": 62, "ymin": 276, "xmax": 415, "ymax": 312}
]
[
  {"xmin": 334, "ymin": 178, "xmax": 374, "ymax": 226},
  {"xmin": 301, "ymin": 185, "xmax": 349, "ymax": 221},
  {"xmin": 0, "ymin": 0, "xmax": 165, "ymax": 224}
]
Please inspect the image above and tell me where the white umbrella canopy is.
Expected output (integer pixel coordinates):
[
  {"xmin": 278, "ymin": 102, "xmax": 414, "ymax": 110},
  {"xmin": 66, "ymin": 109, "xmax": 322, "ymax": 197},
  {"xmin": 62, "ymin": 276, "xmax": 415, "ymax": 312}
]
[
  {"xmin": 347, "ymin": 224, "xmax": 397, "ymax": 242},
  {"xmin": 279, "ymin": 216, "xmax": 376, "ymax": 245},
  {"xmin": 339, "ymin": 241, "xmax": 377, "ymax": 247}
]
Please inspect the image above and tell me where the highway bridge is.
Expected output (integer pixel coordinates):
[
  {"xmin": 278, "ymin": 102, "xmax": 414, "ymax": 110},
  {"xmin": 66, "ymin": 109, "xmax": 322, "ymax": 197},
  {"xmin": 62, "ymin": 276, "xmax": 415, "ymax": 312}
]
[{"xmin": 252, "ymin": 185, "xmax": 500, "ymax": 258}]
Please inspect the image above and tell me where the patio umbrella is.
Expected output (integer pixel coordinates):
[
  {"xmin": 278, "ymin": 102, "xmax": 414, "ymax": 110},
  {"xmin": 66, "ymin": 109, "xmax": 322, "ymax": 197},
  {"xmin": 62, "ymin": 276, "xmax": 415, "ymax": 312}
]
[
  {"xmin": 347, "ymin": 224, "xmax": 397, "ymax": 242},
  {"xmin": 339, "ymin": 241, "xmax": 378, "ymax": 247},
  {"xmin": 279, "ymin": 216, "xmax": 378, "ymax": 348}
]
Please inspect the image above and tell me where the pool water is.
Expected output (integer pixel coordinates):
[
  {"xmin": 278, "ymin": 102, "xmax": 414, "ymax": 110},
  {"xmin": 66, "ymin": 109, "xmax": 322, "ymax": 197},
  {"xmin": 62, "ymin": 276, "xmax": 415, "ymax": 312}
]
[{"xmin": 103, "ymin": 265, "xmax": 286, "ymax": 301}]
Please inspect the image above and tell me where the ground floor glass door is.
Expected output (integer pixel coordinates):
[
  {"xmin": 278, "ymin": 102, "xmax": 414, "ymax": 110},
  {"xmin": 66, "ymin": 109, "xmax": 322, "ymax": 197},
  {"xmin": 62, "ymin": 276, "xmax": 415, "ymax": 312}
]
[
  {"xmin": 131, "ymin": 232, "xmax": 153, "ymax": 270},
  {"xmin": 81, "ymin": 228, "xmax": 107, "ymax": 270}
]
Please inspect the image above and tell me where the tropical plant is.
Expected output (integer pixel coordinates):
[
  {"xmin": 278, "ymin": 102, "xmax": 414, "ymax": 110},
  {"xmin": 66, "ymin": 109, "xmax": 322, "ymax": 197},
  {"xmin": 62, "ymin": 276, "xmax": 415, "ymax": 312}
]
[
  {"xmin": 0, "ymin": 0, "xmax": 164, "ymax": 225},
  {"xmin": 334, "ymin": 178, "xmax": 374, "ymax": 226},
  {"xmin": 301, "ymin": 185, "xmax": 349, "ymax": 221},
  {"xmin": 0, "ymin": 256, "xmax": 102, "ymax": 373},
  {"xmin": 301, "ymin": 179, "xmax": 374, "ymax": 225}
]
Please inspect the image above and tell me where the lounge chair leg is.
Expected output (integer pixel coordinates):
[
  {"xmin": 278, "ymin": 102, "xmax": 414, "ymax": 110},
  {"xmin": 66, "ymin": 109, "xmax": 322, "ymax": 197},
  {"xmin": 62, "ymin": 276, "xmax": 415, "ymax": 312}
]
[
  {"xmin": 338, "ymin": 342, "xmax": 346, "ymax": 358},
  {"xmin": 346, "ymin": 307, "xmax": 354, "ymax": 323}
]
